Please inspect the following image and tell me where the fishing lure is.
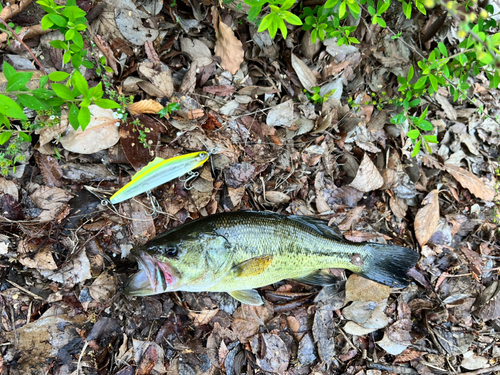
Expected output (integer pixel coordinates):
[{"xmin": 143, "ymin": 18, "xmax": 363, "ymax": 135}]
[{"xmin": 110, "ymin": 151, "xmax": 210, "ymax": 204}]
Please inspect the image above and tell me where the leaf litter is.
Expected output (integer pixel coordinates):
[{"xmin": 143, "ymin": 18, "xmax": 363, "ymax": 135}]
[{"xmin": 1, "ymin": 0, "xmax": 500, "ymax": 373}]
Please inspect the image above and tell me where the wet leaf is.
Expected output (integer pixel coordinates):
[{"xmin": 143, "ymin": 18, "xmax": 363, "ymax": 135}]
[{"xmin": 414, "ymin": 189, "xmax": 440, "ymax": 247}]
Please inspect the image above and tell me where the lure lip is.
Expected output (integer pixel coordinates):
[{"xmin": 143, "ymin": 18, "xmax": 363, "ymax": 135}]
[{"xmin": 124, "ymin": 251, "xmax": 177, "ymax": 296}]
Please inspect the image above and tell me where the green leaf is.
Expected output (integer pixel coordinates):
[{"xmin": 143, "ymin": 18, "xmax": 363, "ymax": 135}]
[
  {"xmin": 414, "ymin": 76, "xmax": 427, "ymax": 90},
  {"xmin": 82, "ymin": 60, "xmax": 94, "ymax": 69},
  {"xmin": 258, "ymin": 13, "xmax": 273, "ymax": 33},
  {"xmin": 285, "ymin": 13, "xmax": 303, "ymax": 25},
  {"xmin": 409, "ymin": 98, "xmax": 421, "ymax": 107},
  {"xmin": 48, "ymin": 71, "xmax": 70, "ymax": 81},
  {"xmin": 68, "ymin": 104, "xmax": 80, "ymax": 130},
  {"xmin": 407, "ymin": 65, "xmax": 414, "ymax": 82},
  {"xmin": 6, "ymin": 72, "xmax": 33, "ymax": 92},
  {"xmin": 376, "ymin": 17, "xmax": 386, "ymax": 27},
  {"xmin": 423, "ymin": 135, "xmax": 438, "ymax": 143},
  {"xmin": 41, "ymin": 14, "xmax": 54, "ymax": 29},
  {"xmin": 390, "ymin": 112, "xmax": 406, "ymax": 124},
  {"xmin": 339, "ymin": 0, "xmax": 346, "ymax": 18},
  {"xmin": 281, "ymin": 0, "xmax": 295, "ymax": 10},
  {"xmin": 438, "ymin": 42, "xmax": 448, "ymax": 57},
  {"xmin": 91, "ymin": 82, "xmax": 104, "ymax": 100},
  {"xmin": 65, "ymin": 29, "xmax": 75, "ymax": 40},
  {"xmin": 63, "ymin": 50, "xmax": 71, "ymax": 64},
  {"xmin": 62, "ymin": 5, "xmax": 87, "ymax": 19},
  {"xmin": 402, "ymin": 0, "xmax": 411, "ymax": 18},
  {"xmin": 93, "ymin": 99, "xmax": 120, "ymax": 109},
  {"xmin": 72, "ymin": 30, "xmax": 84, "ymax": 48},
  {"xmin": 71, "ymin": 52, "xmax": 82, "ymax": 68},
  {"xmin": 2, "ymin": 62, "xmax": 16, "ymax": 80},
  {"xmin": 416, "ymin": 120, "xmax": 433, "ymax": 131},
  {"xmin": 411, "ymin": 138, "xmax": 422, "ymax": 157},
  {"xmin": 407, "ymin": 129, "xmax": 420, "ymax": 139},
  {"xmin": 71, "ymin": 70, "xmax": 88, "ymax": 96},
  {"xmin": 248, "ymin": 5, "xmax": 262, "ymax": 21},
  {"xmin": 278, "ymin": 19, "xmax": 287, "ymax": 39},
  {"xmin": 0, "ymin": 94, "xmax": 27, "ymax": 119},
  {"xmin": 39, "ymin": 75, "xmax": 49, "ymax": 88},
  {"xmin": 324, "ymin": 0, "xmax": 339, "ymax": 8},
  {"xmin": 346, "ymin": 0, "xmax": 360, "ymax": 17},
  {"xmin": 50, "ymin": 40, "xmax": 68, "ymax": 50},
  {"xmin": 51, "ymin": 83, "xmax": 75, "ymax": 100},
  {"xmin": 48, "ymin": 14, "xmax": 67, "ymax": 27},
  {"xmin": 0, "ymin": 131, "xmax": 13, "ymax": 145},
  {"xmin": 268, "ymin": 14, "xmax": 279, "ymax": 38},
  {"xmin": 18, "ymin": 132, "xmax": 31, "ymax": 142},
  {"xmin": 78, "ymin": 106, "xmax": 91, "ymax": 130},
  {"xmin": 17, "ymin": 94, "xmax": 45, "ymax": 110}
]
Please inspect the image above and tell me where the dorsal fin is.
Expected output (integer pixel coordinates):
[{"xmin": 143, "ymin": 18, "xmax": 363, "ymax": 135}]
[
  {"xmin": 288, "ymin": 215, "xmax": 344, "ymax": 241},
  {"xmin": 131, "ymin": 157, "xmax": 165, "ymax": 182}
]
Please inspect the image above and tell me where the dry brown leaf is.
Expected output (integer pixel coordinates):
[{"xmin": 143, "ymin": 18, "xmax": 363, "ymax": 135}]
[
  {"xmin": 345, "ymin": 274, "xmax": 391, "ymax": 302},
  {"xmin": 414, "ymin": 189, "xmax": 440, "ymax": 247},
  {"xmin": 231, "ymin": 301, "xmax": 273, "ymax": 343},
  {"xmin": 88, "ymin": 272, "xmax": 117, "ymax": 302},
  {"xmin": 128, "ymin": 99, "xmax": 164, "ymax": 115},
  {"xmin": 291, "ymin": 54, "xmax": 317, "ymax": 92},
  {"xmin": 349, "ymin": 153, "xmax": 383, "ymax": 192},
  {"xmin": 187, "ymin": 308, "xmax": 219, "ymax": 326},
  {"xmin": 212, "ymin": 7, "xmax": 244, "ymax": 74},
  {"xmin": 444, "ymin": 164, "xmax": 495, "ymax": 201},
  {"xmin": 18, "ymin": 245, "xmax": 57, "ymax": 270}
]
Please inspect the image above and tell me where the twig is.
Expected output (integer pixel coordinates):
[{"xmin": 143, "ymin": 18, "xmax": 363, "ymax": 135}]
[
  {"xmin": 6, "ymin": 279, "xmax": 43, "ymax": 300},
  {"xmin": 0, "ymin": 18, "xmax": 47, "ymax": 75}
]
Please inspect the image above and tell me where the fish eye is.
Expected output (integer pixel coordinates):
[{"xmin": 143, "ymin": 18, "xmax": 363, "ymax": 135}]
[{"xmin": 165, "ymin": 248, "xmax": 178, "ymax": 258}]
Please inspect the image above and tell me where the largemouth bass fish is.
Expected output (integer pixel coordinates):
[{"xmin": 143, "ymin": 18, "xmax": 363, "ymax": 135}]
[{"xmin": 124, "ymin": 211, "xmax": 419, "ymax": 305}]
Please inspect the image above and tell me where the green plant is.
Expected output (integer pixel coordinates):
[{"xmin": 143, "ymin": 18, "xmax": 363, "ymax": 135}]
[
  {"xmin": 304, "ymin": 87, "xmax": 336, "ymax": 103},
  {"xmin": 158, "ymin": 102, "xmax": 181, "ymax": 118},
  {"xmin": 38, "ymin": 0, "xmax": 93, "ymax": 70},
  {"xmin": 245, "ymin": 0, "xmax": 302, "ymax": 39},
  {"xmin": 0, "ymin": 19, "xmax": 22, "ymax": 46},
  {"xmin": 0, "ymin": 1, "xmax": 121, "ymax": 175},
  {"xmin": 390, "ymin": 106, "xmax": 438, "ymax": 157}
]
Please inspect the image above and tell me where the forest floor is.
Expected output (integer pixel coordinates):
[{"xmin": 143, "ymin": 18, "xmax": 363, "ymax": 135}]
[{"xmin": 0, "ymin": 0, "xmax": 499, "ymax": 374}]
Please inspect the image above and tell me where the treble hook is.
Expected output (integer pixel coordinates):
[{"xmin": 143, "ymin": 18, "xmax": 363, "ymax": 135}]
[
  {"xmin": 145, "ymin": 191, "xmax": 161, "ymax": 217},
  {"xmin": 180, "ymin": 170, "xmax": 199, "ymax": 190}
]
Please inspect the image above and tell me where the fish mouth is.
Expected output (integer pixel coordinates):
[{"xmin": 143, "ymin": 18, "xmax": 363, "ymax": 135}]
[{"xmin": 124, "ymin": 251, "xmax": 177, "ymax": 296}]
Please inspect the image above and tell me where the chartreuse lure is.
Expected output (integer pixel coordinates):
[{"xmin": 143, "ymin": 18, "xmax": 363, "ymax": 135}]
[{"xmin": 110, "ymin": 151, "xmax": 210, "ymax": 204}]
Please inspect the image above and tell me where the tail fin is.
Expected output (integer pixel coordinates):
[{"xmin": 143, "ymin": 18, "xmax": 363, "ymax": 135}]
[{"xmin": 357, "ymin": 243, "xmax": 419, "ymax": 288}]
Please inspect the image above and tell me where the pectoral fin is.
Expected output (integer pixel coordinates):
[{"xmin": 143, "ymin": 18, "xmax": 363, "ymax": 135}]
[
  {"xmin": 229, "ymin": 290, "xmax": 263, "ymax": 305},
  {"xmin": 232, "ymin": 255, "xmax": 273, "ymax": 277},
  {"xmin": 292, "ymin": 270, "xmax": 338, "ymax": 286}
]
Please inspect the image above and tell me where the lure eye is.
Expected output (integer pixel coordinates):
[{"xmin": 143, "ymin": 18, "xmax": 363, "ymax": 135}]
[
  {"xmin": 199, "ymin": 152, "xmax": 208, "ymax": 160},
  {"xmin": 165, "ymin": 248, "xmax": 178, "ymax": 258}
]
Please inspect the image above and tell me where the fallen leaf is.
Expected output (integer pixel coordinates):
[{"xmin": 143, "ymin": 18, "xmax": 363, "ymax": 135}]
[
  {"xmin": 291, "ymin": 54, "xmax": 317, "ymax": 91},
  {"xmin": 345, "ymin": 274, "xmax": 391, "ymax": 302},
  {"xmin": 40, "ymin": 247, "xmax": 92, "ymax": 287},
  {"xmin": 231, "ymin": 301, "xmax": 273, "ymax": 343},
  {"xmin": 349, "ymin": 153, "xmax": 384, "ymax": 192},
  {"xmin": 435, "ymin": 93, "xmax": 457, "ymax": 120},
  {"xmin": 266, "ymin": 99, "xmax": 296, "ymax": 127},
  {"xmin": 203, "ymin": 85, "xmax": 235, "ymax": 96},
  {"xmin": 136, "ymin": 344, "xmax": 157, "ymax": 375},
  {"xmin": 212, "ymin": 7, "xmax": 244, "ymax": 74},
  {"xmin": 30, "ymin": 186, "xmax": 73, "ymax": 222},
  {"xmin": 249, "ymin": 333, "xmax": 290, "ymax": 373},
  {"xmin": 35, "ymin": 153, "xmax": 63, "ymax": 187},
  {"xmin": 414, "ymin": 189, "xmax": 440, "ymax": 247},
  {"xmin": 188, "ymin": 308, "xmax": 219, "ymax": 326},
  {"xmin": 133, "ymin": 340, "xmax": 167, "ymax": 374},
  {"xmin": 18, "ymin": 245, "xmax": 57, "ymax": 270},
  {"xmin": 120, "ymin": 199, "xmax": 156, "ymax": 245},
  {"xmin": 444, "ymin": 164, "xmax": 495, "ymax": 201},
  {"xmin": 180, "ymin": 38, "xmax": 213, "ymax": 67},
  {"xmin": 120, "ymin": 114, "xmax": 160, "ymax": 170},
  {"xmin": 94, "ymin": 34, "xmax": 118, "ymax": 75},
  {"xmin": 60, "ymin": 105, "xmax": 120, "ymax": 154},
  {"xmin": 461, "ymin": 350, "xmax": 490, "ymax": 370},
  {"xmin": 88, "ymin": 272, "xmax": 117, "ymax": 302},
  {"xmin": 0, "ymin": 177, "xmax": 18, "ymax": 200},
  {"xmin": 138, "ymin": 63, "xmax": 174, "ymax": 98},
  {"xmin": 128, "ymin": 99, "xmax": 163, "ymax": 115}
]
